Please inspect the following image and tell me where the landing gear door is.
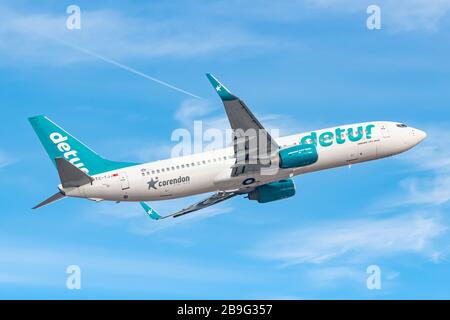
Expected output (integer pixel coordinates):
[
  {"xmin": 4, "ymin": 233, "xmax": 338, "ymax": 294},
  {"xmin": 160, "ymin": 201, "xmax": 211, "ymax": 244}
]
[{"xmin": 119, "ymin": 172, "xmax": 130, "ymax": 190}]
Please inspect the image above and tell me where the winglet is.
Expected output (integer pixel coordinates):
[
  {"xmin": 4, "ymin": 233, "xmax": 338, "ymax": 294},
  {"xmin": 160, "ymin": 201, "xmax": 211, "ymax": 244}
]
[
  {"xmin": 206, "ymin": 73, "xmax": 237, "ymax": 101},
  {"xmin": 140, "ymin": 202, "xmax": 162, "ymax": 220}
]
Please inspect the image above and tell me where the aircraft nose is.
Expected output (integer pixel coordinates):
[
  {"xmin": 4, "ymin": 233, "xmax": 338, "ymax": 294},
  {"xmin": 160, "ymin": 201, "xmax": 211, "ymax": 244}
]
[{"xmin": 412, "ymin": 128, "xmax": 427, "ymax": 143}]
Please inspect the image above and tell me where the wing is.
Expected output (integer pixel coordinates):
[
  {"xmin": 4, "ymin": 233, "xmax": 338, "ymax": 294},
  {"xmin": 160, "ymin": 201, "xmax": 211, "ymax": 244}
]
[
  {"xmin": 206, "ymin": 74, "xmax": 279, "ymax": 176},
  {"xmin": 140, "ymin": 191, "xmax": 238, "ymax": 220}
]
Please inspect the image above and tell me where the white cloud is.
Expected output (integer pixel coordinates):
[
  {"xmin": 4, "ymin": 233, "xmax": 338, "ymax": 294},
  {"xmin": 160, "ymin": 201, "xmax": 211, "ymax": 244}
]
[
  {"xmin": 307, "ymin": 0, "xmax": 450, "ymax": 31},
  {"xmin": 384, "ymin": 0, "xmax": 450, "ymax": 32},
  {"xmin": 175, "ymin": 99, "xmax": 216, "ymax": 127},
  {"xmin": 0, "ymin": 150, "xmax": 14, "ymax": 169},
  {"xmin": 0, "ymin": 5, "xmax": 272, "ymax": 65},
  {"xmin": 173, "ymin": 98, "xmax": 309, "ymax": 142},
  {"xmin": 1, "ymin": 0, "xmax": 447, "ymax": 70},
  {"xmin": 0, "ymin": 241, "xmax": 247, "ymax": 290},
  {"xmin": 397, "ymin": 127, "xmax": 450, "ymax": 173},
  {"xmin": 397, "ymin": 176, "xmax": 450, "ymax": 206},
  {"xmin": 0, "ymin": 274, "xmax": 38, "ymax": 285},
  {"xmin": 84, "ymin": 195, "xmax": 235, "ymax": 235},
  {"xmin": 89, "ymin": 201, "xmax": 144, "ymax": 220},
  {"xmin": 133, "ymin": 142, "xmax": 176, "ymax": 162},
  {"xmin": 304, "ymin": 266, "xmax": 364, "ymax": 288},
  {"xmin": 129, "ymin": 204, "xmax": 233, "ymax": 235},
  {"xmin": 389, "ymin": 126, "xmax": 450, "ymax": 207},
  {"xmin": 252, "ymin": 213, "xmax": 446, "ymax": 265}
]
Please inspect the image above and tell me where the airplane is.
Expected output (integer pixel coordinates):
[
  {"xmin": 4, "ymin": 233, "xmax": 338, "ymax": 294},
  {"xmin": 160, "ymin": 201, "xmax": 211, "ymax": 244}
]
[{"xmin": 29, "ymin": 74, "xmax": 427, "ymax": 220}]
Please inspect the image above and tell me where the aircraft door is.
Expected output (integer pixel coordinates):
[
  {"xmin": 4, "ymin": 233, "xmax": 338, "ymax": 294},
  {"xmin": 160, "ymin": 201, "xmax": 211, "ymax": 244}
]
[
  {"xmin": 119, "ymin": 172, "xmax": 130, "ymax": 190},
  {"xmin": 380, "ymin": 124, "xmax": 390, "ymax": 138}
]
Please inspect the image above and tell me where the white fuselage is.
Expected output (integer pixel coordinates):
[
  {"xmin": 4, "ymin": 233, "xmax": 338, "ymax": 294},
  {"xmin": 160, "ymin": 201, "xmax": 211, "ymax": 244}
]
[{"xmin": 62, "ymin": 121, "xmax": 426, "ymax": 202}]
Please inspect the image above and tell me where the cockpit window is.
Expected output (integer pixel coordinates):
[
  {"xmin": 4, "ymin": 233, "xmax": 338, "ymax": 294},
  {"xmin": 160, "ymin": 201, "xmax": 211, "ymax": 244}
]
[{"xmin": 396, "ymin": 123, "xmax": 408, "ymax": 128}]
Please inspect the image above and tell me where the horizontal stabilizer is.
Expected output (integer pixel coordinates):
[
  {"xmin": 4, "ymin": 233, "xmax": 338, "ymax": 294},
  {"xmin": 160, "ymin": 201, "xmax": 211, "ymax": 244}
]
[
  {"xmin": 56, "ymin": 157, "xmax": 94, "ymax": 188},
  {"xmin": 32, "ymin": 191, "xmax": 65, "ymax": 209}
]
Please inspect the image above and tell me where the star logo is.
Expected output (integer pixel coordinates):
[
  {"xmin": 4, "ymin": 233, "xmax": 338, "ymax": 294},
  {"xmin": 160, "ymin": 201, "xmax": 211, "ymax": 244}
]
[
  {"xmin": 147, "ymin": 178, "xmax": 158, "ymax": 190},
  {"xmin": 215, "ymin": 84, "xmax": 222, "ymax": 92}
]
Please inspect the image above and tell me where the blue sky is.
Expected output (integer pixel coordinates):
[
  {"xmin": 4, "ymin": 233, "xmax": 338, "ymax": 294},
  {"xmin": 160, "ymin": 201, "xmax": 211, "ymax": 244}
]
[{"xmin": 1, "ymin": 0, "xmax": 450, "ymax": 299}]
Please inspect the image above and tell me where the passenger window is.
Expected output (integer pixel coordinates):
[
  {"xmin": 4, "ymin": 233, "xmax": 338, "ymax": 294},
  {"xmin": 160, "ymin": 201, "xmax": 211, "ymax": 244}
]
[
  {"xmin": 176, "ymin": 165, "xmax": 180, "ymax": 169},
  {"xmin": 181, "ymin": 165, "xmax": 185, "ymax": 168},
  {"xmin": 186, "ymin": 164, "xmax": 190, "ymax": 167},
  {"xmin": 157, "ymin": 169, "xmax": 160, "ymax": 173},
  {"xmin": 151, "ymin": 170, "xmax": 155, "ymax": 174}
]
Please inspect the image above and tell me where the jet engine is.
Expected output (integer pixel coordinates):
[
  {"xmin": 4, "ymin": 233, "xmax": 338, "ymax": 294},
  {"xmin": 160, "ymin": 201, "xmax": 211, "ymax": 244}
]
[
  {"xmin": 278, "ymin": 144, "xmax": 318, "ymax": 169},
  {"xmin": 248, "ymin": 179, "xmax": 296, "ymax": 203}
]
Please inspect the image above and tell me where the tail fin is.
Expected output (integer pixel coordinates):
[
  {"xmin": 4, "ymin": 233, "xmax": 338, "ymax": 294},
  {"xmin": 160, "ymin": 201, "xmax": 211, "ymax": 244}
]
[{"xmin": 28, "ymin": 115, "xmax": 138, "ymax": 175}]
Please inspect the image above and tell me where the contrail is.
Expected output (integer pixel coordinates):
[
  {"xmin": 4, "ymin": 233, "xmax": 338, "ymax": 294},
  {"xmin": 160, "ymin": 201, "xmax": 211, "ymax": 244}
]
[{"xmin": 42, "ymin": 34, "xmax": 203, "ymax": 99}]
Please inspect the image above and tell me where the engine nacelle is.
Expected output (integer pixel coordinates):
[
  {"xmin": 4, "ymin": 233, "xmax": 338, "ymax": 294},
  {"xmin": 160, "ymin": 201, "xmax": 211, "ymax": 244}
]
[
  {"xmin": 248, "ymin": 179, "xmax": 296, "ymax": 203},
  {"xmin": 279, "ymin": 144, "xmax": 318, "ymax": 169}
]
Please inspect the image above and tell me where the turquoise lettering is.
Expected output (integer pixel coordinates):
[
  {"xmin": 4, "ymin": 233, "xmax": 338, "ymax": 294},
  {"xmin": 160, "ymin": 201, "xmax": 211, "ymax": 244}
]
[
  {"xmin": 366, "ymin": 124, "xmax": 375, "ymax": 139},
  {"xmin": 319, "ymin": 132, "xmax": 334, "ymax": 147},
  {"xmin": 335, "ymin": 127, "xmax": 346, "ymax": 144},
  {"xmin": 301, "ymin": 132, "xmax": 317, "ymax": 146},
  {"xmin": 300, "ymin": 124, "xmax": 375, "ymax": 148},
  {"xmin": 348, "ymin": 126, "xmax": 363, "ymax": 142}
]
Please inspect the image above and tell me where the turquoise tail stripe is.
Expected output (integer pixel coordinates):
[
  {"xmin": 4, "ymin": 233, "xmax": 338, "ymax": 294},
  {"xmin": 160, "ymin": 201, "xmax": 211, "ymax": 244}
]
[
  {"xmin": 206, "ymin": 73, "xmax": 237, "ymax": 101},
  {"xmin": 140, "ymin": 202, "xmax": 162, "ymax": 220},
  {"xmin": 28, "ymin": 115, "xmax": 139, "ymax": 176}
]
